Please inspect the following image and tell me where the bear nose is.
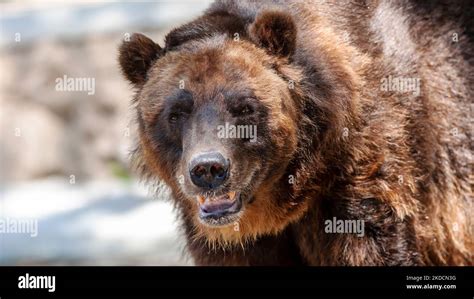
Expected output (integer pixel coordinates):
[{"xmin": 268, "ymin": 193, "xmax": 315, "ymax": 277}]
[{"xmin": 189, "ymin": 152, "xmax": 229, "ymax": 189}]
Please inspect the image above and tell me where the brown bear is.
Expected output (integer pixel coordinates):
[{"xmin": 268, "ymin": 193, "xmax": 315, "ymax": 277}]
[{"xmin": 118, "ymin": 0, "xmax": 473, "ymax": 265}]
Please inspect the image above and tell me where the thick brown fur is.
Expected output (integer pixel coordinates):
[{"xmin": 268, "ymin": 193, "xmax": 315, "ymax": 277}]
[{"xmin": 119, "ymin": 0, "xmax": 473, "ymax": 265}]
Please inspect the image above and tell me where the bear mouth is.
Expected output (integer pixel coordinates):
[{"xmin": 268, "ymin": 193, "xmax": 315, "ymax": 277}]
[{"xmin": 197, "ymin": 191, "xmax": 243, "ymax": 227}]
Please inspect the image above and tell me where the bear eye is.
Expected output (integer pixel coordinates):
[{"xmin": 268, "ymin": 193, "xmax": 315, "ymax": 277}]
[
  {"xmin": 165, "ymin": 90, "xmax": 194, "ymax": 124},
  {"xmin": 168, "ymin": 111, "xmax": 188, "ymax": 124},
  {"xmin": 230, "ymin": 99, "xmax": 255, "ymax": 117},
  {"xmin": 169, "ymin": 113, "xmax": 178, "ymax": 123},
  {"xmin": 240, "ymin": 106, "xmax": 252, "ymax": 115}
]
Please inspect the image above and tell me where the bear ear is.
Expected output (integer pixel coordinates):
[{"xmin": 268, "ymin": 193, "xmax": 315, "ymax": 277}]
[
  {"xmin": 249, "ymin": 10, "xmax": 296, "ymax": 58},
  {"xmin": 119, "ymin": 33, "xmax": 163, "ymax": 87}
]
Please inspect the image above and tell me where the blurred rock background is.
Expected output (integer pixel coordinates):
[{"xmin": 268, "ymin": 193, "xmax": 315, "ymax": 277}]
[{"xmin": 0, "ymin": 0, "xmax": 212, "ymax": 265}]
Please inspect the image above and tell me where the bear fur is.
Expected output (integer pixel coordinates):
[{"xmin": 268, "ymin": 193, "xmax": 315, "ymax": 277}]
[{"xmin": 119, "ymin": 0, "xmax": 473, "ymax": 265}]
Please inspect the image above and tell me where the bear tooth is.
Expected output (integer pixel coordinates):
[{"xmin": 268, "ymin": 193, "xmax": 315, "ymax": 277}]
[
  {"xmin": 197, "ymin": 195, "xmax": 205, "ymax": 204},
  {"xmin": 228, "ymin": 191, "xmax": 237, "ymax": 201}
]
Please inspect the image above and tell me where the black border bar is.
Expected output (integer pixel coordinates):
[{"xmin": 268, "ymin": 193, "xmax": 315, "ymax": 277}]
[{"xmin": 0, "ymin": 266, "xmax": 472, "ymax": 298}]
